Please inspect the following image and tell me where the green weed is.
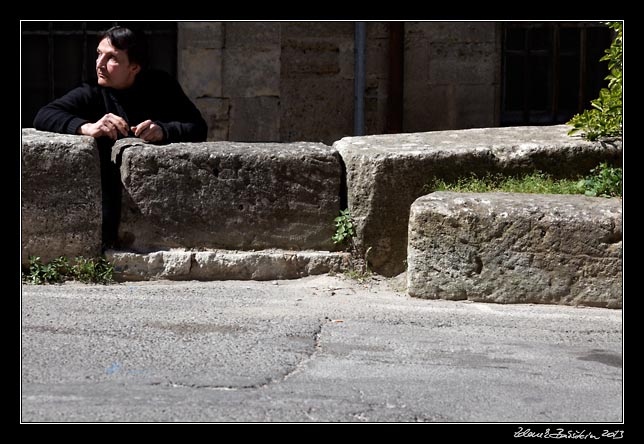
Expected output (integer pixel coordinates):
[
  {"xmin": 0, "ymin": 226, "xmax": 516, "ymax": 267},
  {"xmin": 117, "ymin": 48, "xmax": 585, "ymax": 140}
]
[
  {"xmin": 426, "ymin": 166, "xmax": 622, "ymax": 198},
  {"xmin": 332, "ymin": 209, "xmax": 355, "ymax": 247},
  {"xmin": 23, "ymin": 256, "xmax": 115, "ymax": 285},
  {"xmin": 576, "ymin": 163, "xmax": 622, "ymax": 197}
]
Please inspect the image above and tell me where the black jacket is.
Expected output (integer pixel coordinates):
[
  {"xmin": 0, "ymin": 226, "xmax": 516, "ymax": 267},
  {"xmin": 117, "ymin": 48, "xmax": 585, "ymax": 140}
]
[{"xmin": 33, "ymin": 69, "xmax": 207, "ymax": 143}]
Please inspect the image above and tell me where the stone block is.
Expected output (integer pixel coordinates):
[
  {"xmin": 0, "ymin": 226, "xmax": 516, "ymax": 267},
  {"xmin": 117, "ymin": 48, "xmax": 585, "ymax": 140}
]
[
  {"xmin": 428, "ymin": 42, "xmax": 498, "ymax": 85},
  {"xmin": 280, "ymin": 22, "xmax": 354, "ymax": 39},
  {"xmin": 280, "ymin": 77, "xmax": 354, "ymax": 145},
  {"xmin": 334, "ymin": 125, "xmax": 622, "ymax": 276},
  {"xmin": 407, "ymin": 192, "xmax": 622, "ymax": 308},
  {"xmin": 229, "ymin": 96, "xmax": 279, "ymax": 142},
  {"xmin": 178, "ymin": 48, "xmax": 222, "ymax": 99},
  {"xmin": 194, "ymin": 97, "xmax": 230, "ymax": 141},
  {"xmin": 281, "ymin": 39, "xmax": 343, "ymax": 78},
  {"xmin": 451, "ymin": 84, "xmax": 499, "ymax": 129},
  {"xmin": 21, "ymin": 129, "xmax": 102, "ymax": 266},
  {"xmin": 222, "ymin": 48, "xmax": 280, "ymax": 97},
  {"xmin": 224, "ymin": 22, "xmax": 281, "ymax": 49},
  {"xmin": 421, "ymin": 21, "xmax": 498, "ymax": 43},
  {"xmin": 178, "ymin": 22, "xmax": 224, "ymax": 49},
  {"xmin": 106, "ymin": 249, "xmax": 351, "ymax": 281},
  {"xmin": 115, "ymin": 139, "xmax": 342, "ymax": 253},
  {"xmin": 403, "ymin": 83, "xmax": 449, "ymax": 131}
]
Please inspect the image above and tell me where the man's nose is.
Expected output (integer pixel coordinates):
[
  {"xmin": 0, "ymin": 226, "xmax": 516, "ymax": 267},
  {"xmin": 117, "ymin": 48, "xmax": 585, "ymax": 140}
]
[{"xmin": 96, "ymin": 54, "xmax": 106, "ymax": 68}]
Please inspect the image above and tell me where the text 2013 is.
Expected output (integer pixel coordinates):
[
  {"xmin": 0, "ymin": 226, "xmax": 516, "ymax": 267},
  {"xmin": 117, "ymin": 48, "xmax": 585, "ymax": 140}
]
[{"xmin": 514, "ymin": 427, "xmax": 624, "ymax": 439}]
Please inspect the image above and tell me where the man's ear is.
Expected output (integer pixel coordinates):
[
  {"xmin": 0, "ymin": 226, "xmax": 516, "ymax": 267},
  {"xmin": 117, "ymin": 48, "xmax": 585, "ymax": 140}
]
[{"xmin": 131, "ymin": 63, "xmax": 142, "ymax": 75}]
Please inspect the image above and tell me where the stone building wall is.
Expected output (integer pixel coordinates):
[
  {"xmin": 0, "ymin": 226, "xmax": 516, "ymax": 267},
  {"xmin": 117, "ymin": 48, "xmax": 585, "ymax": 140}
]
[
  {"xmin": 178, "ymin": 22, "xmax": 502, "ymax": 145},
  {"xmin": 403, "ymin": 22, "xmax": 501, "ymax": 132}
]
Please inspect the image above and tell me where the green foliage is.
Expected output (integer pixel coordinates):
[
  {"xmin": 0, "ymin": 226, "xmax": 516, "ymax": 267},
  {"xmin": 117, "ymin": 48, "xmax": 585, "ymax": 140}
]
[
  {"xmin": 568, "ymin": 22, "xmax": 622, "ymax": 141},
  {"xmin": 71, "ymin": 256, "xmax": 115, "ymax": 284},
  {"xmin": 331, "ymin": 210, "xmax": 373, "ymax": 279},
  {"xmin": 427, "ymin": 165, "xmax": 622, "ymax": 198},
  {"xmin": 24, "ymin": 256, "xmax": 70, "ymax": 285},
  {"xmin": 576, "ymin": 163, "xmax": 622, "ymax": 197},
  {"xmin": 332, "ymin": 209, "xmax": 355, "ymax": 246},
  {"xmin": 427, "ymin": 171, "xmax": 582, "ymax": 195},
  {"xmin": 24, "ymin": 256, "xmax": 115, "ymax": 285}
]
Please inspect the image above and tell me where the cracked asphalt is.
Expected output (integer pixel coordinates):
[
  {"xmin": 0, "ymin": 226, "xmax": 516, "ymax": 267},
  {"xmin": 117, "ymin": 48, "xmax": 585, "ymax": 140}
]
[{"xmin": 21, "ymin": 274, "xmax": 623, "ymax": 423}]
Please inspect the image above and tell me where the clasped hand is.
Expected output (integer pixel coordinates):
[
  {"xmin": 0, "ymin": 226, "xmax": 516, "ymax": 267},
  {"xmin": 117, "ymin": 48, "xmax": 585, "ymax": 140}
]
[{"xmin": 79, "ymin": 113, "xmax": 163, "ymax": 143}]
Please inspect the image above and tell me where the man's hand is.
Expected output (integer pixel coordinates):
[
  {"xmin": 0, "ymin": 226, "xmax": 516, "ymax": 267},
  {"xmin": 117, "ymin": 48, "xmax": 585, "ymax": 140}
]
[
  {"xmin": 131, "ymin": 120, "xmax": 164, "ymax": 143},
  {"xmin": 78, "ymin": 113, "xmax": 129, "ymax": 140}
]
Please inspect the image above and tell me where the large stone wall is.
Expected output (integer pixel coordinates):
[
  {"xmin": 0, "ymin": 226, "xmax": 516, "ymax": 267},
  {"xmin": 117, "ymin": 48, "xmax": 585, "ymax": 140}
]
[
  {"xmin": 178, "ymin": 22, "xmax": 501, "ymax": 145},
  {"xmin": 21, "ymin": 126, "xmax": 622, "ymax": 306}
]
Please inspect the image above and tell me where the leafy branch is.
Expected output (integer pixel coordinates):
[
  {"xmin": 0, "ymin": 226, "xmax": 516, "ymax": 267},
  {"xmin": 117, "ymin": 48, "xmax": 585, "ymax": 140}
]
[{"xmin": 568, "ymin": 22, "xmax": 622, "ymax": 141}]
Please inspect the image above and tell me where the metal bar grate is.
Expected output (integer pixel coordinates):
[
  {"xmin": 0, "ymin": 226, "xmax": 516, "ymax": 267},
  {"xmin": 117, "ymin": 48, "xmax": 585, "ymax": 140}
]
[{"xmin": 500, "ymin": 22, "xmax": 611, "ymax": 126}]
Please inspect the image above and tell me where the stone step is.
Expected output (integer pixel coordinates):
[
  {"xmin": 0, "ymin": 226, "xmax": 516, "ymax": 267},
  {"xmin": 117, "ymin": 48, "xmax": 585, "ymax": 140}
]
[
  {"xmin": 334, "ymin": 124, "xmax": 622, "ymax": 277},
  {"xmin": 406, "ymin": 192, "xmax": 622, "ymax": 308},
  {"xmin": 106, "ymin": 249, "xmax": 351, "ymax": 282}
]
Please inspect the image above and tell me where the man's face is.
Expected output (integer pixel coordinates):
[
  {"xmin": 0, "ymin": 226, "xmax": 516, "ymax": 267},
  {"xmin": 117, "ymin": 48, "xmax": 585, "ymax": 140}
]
[{"xmin": 95, "ymin": 38, "xmax": 140, "ymax": 90}]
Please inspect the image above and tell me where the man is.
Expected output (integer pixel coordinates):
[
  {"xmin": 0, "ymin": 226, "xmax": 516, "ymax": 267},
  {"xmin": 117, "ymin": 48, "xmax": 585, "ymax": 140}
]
[
  {"xmin": 34, "ymin": 25, "xmax": 207, "ymax": 143},
  {"xmin": 33, "ymin": 26, "xmax": 208, "ymax": 248}
]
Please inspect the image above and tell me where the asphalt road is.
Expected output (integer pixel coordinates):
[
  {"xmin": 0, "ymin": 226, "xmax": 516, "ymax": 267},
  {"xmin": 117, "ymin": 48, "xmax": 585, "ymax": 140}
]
[{"xmin": 21, "ymin": 274, "xmax": 623, "ymax": 423}]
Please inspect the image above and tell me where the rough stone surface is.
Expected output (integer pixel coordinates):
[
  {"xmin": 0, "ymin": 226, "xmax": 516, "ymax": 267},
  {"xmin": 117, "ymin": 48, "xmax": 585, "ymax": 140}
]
[
  {"xmin": 334, "ymin": 125, "xmax": 622, "ymax": 276},
  {"xmin": 114, "ymin": 139, "xmax": 342, "ymax": 253},
  {"xmin": 106, "ymin": 249, "xmax": 351, "ymax": 281},
  {"xmin": 407, "ymin": 192, "xmax": 622, "ymax": 308},
  {"xmin": 21, "ymin": 129, "xmax": 102, "ymax": 267}
]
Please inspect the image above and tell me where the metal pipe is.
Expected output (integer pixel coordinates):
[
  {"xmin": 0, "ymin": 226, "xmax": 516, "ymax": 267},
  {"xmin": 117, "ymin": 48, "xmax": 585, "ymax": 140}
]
[{"xmin": 354, "ymin": 22, "xmax": 366, "ymax": 136}]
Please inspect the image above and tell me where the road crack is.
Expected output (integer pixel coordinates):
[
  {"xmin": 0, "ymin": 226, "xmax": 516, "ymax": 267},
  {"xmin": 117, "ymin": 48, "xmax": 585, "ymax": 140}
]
[{"xmin": 152, "ymin": 317, "xmax": 328, "ymax": 392}]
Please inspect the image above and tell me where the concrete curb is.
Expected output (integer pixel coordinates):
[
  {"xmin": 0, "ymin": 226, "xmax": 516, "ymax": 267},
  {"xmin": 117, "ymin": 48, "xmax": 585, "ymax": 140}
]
[{"xmin": 106, "ymin": 249, "xmax": 352, "ymax": 281}]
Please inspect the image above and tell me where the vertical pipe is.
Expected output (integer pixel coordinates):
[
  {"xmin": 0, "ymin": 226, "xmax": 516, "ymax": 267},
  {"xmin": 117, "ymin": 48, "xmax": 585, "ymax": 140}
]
[{"xmin": 354, "ymin": 22, "xmax": 366, "ymax": 136}]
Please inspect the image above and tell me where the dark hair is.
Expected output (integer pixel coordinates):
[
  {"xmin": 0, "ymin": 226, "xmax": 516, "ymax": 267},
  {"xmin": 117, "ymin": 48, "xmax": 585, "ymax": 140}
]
[{"xmin": 101, "ymin": 26, "xmax": 149, "ymax": 68}]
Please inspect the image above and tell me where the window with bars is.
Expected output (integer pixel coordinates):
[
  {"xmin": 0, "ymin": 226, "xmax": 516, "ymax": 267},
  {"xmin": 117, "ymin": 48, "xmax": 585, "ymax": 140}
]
[
  {"xmin": 501, "ymin": 22, "xmax": 612, "ymax": 126},
  {"xmin": 21, "ymin": 21, "xmax": 177, "ymax": 128}
]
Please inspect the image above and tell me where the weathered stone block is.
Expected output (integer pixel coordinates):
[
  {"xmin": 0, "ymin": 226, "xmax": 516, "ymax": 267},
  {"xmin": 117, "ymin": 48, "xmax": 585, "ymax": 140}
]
[
  {"xmin": 21, "ymin": 129, "xmax": 102, "ymax": 266},
  {"xmin": 280, "ymin": 22, "xmax": 354, "ymax": 39},
  {"xmin": 224, "ymin": 22, "xmax": 281, "ymax": 49},
  {"xmin": 178, "ymin": 48, "xmax": 222, "ymax": 99},
  {"xmin": 229, "ymin": 96, "xmax": 280, "ymax": 142},
  {"xmin": 407, "ymin": 192, "xmax": 622, "ymax": 308},
  {"xmin": 178, "ymin": 22, "xmax": 224, "ymax": 49},
  {"xmin": 334, "ymin": 125, "xmax": 622, "ymax": 276},
  {"xmin": 428, "ymin": 41, "xmax": 498, "ymax": 84},
  {"xmin": 281, "ymin": 39, "xmax": 343, "ymax": 78},
  {"xmin": 194, "ymin": 97, "xmax": 230, "ymax": 141},
  {"xmin": 421, "ymin": 21, "xmax": 498, "ymax": 43},
  {"xmin": 222, "ymin": 48, "xmax": 281, "ymax": 98},
  {"xmin": 106, "ymin": 249, "xmax": 351, "ymax": 281},
  {"xmin": 280, "ymin": 77, "xmax": 354, "ymax": 145},
  {"xmin": 115, "ymin": 139, "xmax": 342, "ymax": 253}
]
